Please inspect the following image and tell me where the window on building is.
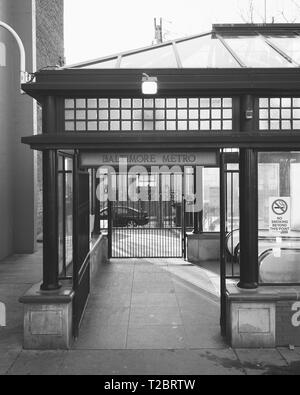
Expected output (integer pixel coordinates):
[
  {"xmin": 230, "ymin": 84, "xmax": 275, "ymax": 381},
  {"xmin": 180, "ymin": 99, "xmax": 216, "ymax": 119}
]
[
  {"xmin": 259, "ymin": 97, "xmax": 300, "ymax": 131},
  {"xmin": 64, "ymin": 97, "xmax": 234, "ymax": 132}
]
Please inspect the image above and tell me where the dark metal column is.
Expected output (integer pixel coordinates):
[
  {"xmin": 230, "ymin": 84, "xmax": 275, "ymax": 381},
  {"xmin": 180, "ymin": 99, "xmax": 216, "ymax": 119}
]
[
  {"xmin": 41, "ymin": 150, "xmax": 61, "ymax": 291},
  {"xmin": 40, "ymin": 96, "xmax": 60, "ymax": 291},
  {"xmin": 238, "ymin": 148, "xmax": 259, "ymax": 289},
  {"xmin": 237, "ymin": 95, "xmax": 259, "ymax": 289},
  {"xmin": 42, "ymin": 96, "xmax": 57, "ymax": 134}
]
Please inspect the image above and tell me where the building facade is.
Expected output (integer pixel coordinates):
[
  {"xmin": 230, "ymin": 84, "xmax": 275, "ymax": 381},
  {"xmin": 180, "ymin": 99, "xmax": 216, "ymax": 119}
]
[{"xmin": 0, "ymin": 0, "xmax": 64, "ymax": 260}]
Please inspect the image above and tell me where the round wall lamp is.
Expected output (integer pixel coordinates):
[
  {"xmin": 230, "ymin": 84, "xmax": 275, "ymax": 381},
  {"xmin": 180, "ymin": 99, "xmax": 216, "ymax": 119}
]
[{"xmin": 142, "ymin": 73, "xmax": 158, "ymax": 95}]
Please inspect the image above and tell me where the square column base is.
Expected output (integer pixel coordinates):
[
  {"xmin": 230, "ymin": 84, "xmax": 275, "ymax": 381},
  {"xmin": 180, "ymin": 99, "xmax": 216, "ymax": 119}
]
[
  {"xmin": 226, "ymin": 283, "xmax": 300, "ymax": 348},
  {"xmin": 19, "ymin": 281, "xmax": 74, "ymax": 350}
]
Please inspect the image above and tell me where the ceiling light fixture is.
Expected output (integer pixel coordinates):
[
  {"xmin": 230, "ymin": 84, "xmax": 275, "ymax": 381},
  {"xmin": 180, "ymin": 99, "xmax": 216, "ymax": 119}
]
[{"xmin": 142, "ymin": 73, "xmax": 158, "ymax": 95}]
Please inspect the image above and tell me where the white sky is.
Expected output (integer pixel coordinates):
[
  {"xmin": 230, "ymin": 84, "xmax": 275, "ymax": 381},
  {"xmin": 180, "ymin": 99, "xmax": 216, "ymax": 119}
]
[{"xmin": 64, "ymin": 0, "xmax": 299, "ymax": 65}]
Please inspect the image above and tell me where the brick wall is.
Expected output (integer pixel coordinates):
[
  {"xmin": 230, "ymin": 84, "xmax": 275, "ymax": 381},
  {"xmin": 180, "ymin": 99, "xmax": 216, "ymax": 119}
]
[
  {"xmin": 36, "ymin": 0, "xmax": 64, "ymax": 70},
  {"xmin": 35, "ymin": 0, "xmax": 64, "ymax": 236}
]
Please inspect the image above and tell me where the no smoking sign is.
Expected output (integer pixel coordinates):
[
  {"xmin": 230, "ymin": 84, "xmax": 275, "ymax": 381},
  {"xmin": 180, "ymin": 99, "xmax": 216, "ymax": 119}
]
[
  {"xmin": 269, "ymin": 197, "xmax": 291, "ymax": 235},
  {"xmin": 272, "ymin": 199, "xmax": 288, "ymax": 216}
]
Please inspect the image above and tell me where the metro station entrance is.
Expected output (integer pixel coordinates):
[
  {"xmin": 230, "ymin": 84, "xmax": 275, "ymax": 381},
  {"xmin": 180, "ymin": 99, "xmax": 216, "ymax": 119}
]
[
  {"xmin": 20, "ymin": 24, "xmax": 300, "ymax": 350},
  {"xmin": 67, "ymin": 148, "xmax": 236, "ymax": 337}
]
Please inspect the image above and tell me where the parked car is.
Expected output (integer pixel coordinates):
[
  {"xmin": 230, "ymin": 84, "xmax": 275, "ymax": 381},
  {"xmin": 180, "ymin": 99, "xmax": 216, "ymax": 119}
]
[{"xmin": 99, "ymin": 206, "xmax": 149, "ymax": 227}]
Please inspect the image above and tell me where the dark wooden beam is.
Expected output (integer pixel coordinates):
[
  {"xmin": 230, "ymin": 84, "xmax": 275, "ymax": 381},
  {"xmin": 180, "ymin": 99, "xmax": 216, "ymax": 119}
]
[
  {"xmin": 22, "ymin": 68, "xmax": 300, "ymax": 101},
  {"xmin": 21, "ymin": 131, "xmax": 300, "ymax": 151}
]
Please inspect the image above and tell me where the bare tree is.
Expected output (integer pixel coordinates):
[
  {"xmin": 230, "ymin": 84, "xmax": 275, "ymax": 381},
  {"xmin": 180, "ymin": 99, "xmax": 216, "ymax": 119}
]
[
  {"xmin": 239, "ymin": 0, "xmax": 300, "ymax": 24},
  {"xmin": 239, "ymin": 0, "xmax": 256, "ymax": 23}
]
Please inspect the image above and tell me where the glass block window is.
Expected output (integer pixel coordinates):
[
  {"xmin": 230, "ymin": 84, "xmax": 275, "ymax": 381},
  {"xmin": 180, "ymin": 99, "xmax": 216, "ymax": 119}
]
[
  {"xmin": 64, "ymin": 97, "xmax": 233, "ymax": 132},
  {"xmin": 259, "ymin": 98, "xmax": 300, "ymax": 131}
]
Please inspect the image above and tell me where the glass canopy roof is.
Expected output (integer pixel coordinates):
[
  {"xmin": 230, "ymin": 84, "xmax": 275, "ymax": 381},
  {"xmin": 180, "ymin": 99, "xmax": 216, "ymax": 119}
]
[{"xmin": 65, "ymin": 24, "xmax": 300, "ymax": 69}]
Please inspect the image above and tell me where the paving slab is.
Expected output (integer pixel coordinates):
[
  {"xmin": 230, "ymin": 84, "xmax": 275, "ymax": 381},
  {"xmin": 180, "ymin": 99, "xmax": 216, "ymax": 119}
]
[
  {"xmin": 133, "ymin": 265, "xmax": 169, "ymax": 273},
  {"xmin": 7, "ymin": 351, "xmax": 66, "ymax": 375},
  {"xmin": 73, "ymin": 324, "xmax": 128, "ymax": 350},
  {"xmin": 126, "ymin": 325, "xmax": 187, "ymax": 349},
  {"xmin": 278, "ymin": 348, "xmax": 300, "ymax": 375},
  {"xmin": 131, "ymin": 292, "xmax": 178, "ymax": 307},
  {"xmin": 0, "ymin": 349, "xmax": 21, "ymax": 375},
  {"xmin": 132, "ymin": 281, "xmax": 175, "ymax": 294},
  {"xmin": 235, "ymin": 349, "xmax": 289, "ymax": 375},
  {"xmin": 183, "ymin": 324, "xmax": 227, "ymax": 349},
  {"xmin": 129, "ymin": 306, "xmax": 183, "ymax": 327},
  {"xmin": 83, "ymin": 305, "xmax": 130, "ymax": 327},
  {"xmin": 59, "ymin": 349, "xmax": 244, "ymax": 375}
]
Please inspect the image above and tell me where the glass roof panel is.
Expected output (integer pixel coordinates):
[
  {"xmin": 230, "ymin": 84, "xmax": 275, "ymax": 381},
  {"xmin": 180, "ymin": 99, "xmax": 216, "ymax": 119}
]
[
  {"xmin": 82, "ymin": 58, "xmax": 118, "ymax": 69},
  {"xmin": 177, "ymin": 35, "xmax": 239, "ymax": 68},
  {"xmin": 223, "ymin": 36, "xmax": 293, "ymax": 68},
  {"xmin": 266, "ymin": 35, "xmax": 300, "ymax": 64},
  {"xmin": 120, "ymin": 45, "xmax": 177, "ymax": 68}
]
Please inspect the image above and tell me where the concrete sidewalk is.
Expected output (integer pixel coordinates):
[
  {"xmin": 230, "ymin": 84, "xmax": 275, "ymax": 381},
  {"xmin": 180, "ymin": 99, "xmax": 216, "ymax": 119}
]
[{"xmin": 0, "ymin": 248, "xmax": 300, "ymax": 375}]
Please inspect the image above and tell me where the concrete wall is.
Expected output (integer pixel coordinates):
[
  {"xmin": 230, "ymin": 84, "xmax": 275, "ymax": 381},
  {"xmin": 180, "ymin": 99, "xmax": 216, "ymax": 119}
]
[
  {"xmin": 0, "ymin": 0, "xmax": 64, "ymax": 259},
  {"xmin": 36, "ymin": 0, "xmax": 64, "ymax": 70},
  {"xmin": 0, "ymin": 0, "xmax": 14, "ymax": 259},
  {"xmin": 0, "ymin": 0, "xmax": 36, "ymax": 258},
  {"xmin": 11, "ymin": 0, "xmax": 37, "ymax": 255}
]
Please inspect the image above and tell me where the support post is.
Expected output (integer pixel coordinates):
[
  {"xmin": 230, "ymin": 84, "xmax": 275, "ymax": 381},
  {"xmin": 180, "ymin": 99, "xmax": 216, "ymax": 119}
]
[
  {"xmin": 237, "ymin": 95, "xmax": 258, "ymax": 289},
  {"xmin": 238, "ymin": 148, "xmax": 258, "ymax": 289},
  {"xmin": 42, "ymin": 96, "xmax": 57, "ymax": 134},
  {"xmin": 41, "ymin": 149, "xmax": 61, "ymax": 291},
  {"xmin": 40, "ymin": 95, "xmax": 60, "ymax": 291}
]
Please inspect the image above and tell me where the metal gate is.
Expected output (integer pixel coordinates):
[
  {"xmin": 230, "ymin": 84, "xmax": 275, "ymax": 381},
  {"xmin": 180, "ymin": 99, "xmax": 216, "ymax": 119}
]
[
  {"xmin": 220, "ymin": 150, "xmax": 240, "ymax": 336},
  {"xmin": 73, "ymin": 153, "xmax": 90, "ymax": 337},
  {"xmin": 103, "ymin": 172, "xmax": 187, "ymax": 258}
]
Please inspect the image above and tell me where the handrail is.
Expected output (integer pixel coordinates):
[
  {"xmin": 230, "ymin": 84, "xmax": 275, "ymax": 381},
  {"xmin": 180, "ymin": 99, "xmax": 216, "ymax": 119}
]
[
  {"xmin": 259, "ymin": 247, "xmax": 300, "ymax": 265},
  {"xmin": 226, "ymin": 228, "xmax": 300, "ymax": 263},
  {"xmin": 225, "ymin": 228, "xmax": 240, "ymax": 263},
  {"xmin": 0, "ymin": 20, "xmax": 30, "ymax": 92}
]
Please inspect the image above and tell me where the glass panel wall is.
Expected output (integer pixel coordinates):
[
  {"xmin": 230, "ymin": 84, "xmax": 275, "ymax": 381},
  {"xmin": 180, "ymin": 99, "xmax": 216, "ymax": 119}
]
[
  {"xmin": 224, "ymin": 36, "xmax": 292, "ymax": 67},
  {"xmin": 121, "ymin": 45, "xmax": 177, "ymax": 68},
  {"xmin": 64, "ymin": 97, "xmax": 234, "ymax": 132},
  {"xmin": 266, "ymin": 35, "xmax": 300, "ymax": 64},
  {"xmin": 259, "ymin": 97, "xmax": 300, "ymax": 131},
  {"xmin": 83, "ymin": 58, "xmax": 118, "ymax": 69},
  {"xmin": 203, "ymin": 168, "xmax": 220, "ymax": 231},
  {"xmin": 177, "ymin": 35, "xmax": 239, "ymax": 68},
  {"xmin": 258, "ymin": 152, "xmax": 300, "ymax": 284}
]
